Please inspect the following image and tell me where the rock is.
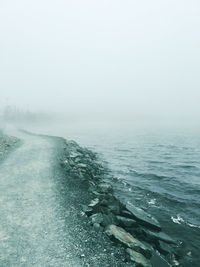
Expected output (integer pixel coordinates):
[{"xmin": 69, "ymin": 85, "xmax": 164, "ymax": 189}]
[
  {"xmin": 117, "ymin": 216, "xmax": 137, "ymax": 227},
  {"xmin": 97, "ymin": 183, "xmax": 113, "ymax": 193},
  {"xmin": 82, "ymin": 205, "xmax": 93, "ymax": 216},
  {"xmin": 126, "ymin": 249, "xmax": 152, "ymax": 267},
  {"xmin": 125, "ymin": 203, "xmax": 161, "ymax": 231},
  {"xmin": 93, "ymin": 222, "xmax": 101, "ymax": 231},
  {"xmin": 90, "ymin": 190, "xmax": 101, "ymax": 196},
  {"xmin": 107, "ymin": 197, "xmax": 123, "ymax": 215},
  {"xmin": 101, "ymin": 213, "xmax": 118, "ymax": 227},
  {"xmin": 143, "ymin": 229, "xmax": 176, "ymax": 244},
  {"xmin": 157, "ymin": 240, "xmax": 172, "ymax": 256},
  {"xmin": 69, "ymin": 152, "xmax": 80, "ymax": 158},
  {"xmin": 151, "ymin": 250, "xmax": 172, "ymax": 267},
  {"xmin": 88, "ymin": 198, "xmax": 99, "ymax": 207},
  {"xmin": 121, "ymin": 210, "xmax": 133, "ymax": 217},
  {"xmin": 106, "ymin": 225, "xmax": 152, "ymax": 258},
  {"xmin": 90, "ymin": 213, "xmax": 103, "ymax": 224},
  {"xmin": 74, "ymin": 157, "xmax": 81, "ymax": 163},
  {"xmin": 100, "ymin": 198, "xmax": 109, "ymax": 206},
  {"xmin": 77, "ymin": 163, "xmax": 87, "ymax": 169}
]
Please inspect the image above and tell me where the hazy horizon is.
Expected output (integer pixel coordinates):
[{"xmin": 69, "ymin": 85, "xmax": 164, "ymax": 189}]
[{"xmin": 0, "ymin": 0, "xmax": 200, "ymax": 125}]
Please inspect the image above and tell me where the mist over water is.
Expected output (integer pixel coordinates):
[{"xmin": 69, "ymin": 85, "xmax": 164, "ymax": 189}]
[{"xmin": 0, "ymin": 0, "xmax": 200, "ymax": 126}]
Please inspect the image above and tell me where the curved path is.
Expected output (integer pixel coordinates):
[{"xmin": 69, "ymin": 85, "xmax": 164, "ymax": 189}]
[
  {"xmin": 0, "ymin": 132, "xmax": 83, "ymax": 266},
  {"xmin": 0, "ymin": 131, "xmax": 131, "ymax": 267}
]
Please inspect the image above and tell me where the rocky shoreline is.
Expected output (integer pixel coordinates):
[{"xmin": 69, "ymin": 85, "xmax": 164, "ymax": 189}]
[{"xmin": 60, "ymin": 139, "xmax": 180, "ymax": 267}]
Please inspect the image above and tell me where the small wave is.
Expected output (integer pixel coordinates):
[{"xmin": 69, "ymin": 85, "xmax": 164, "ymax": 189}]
[
  {"xmin": 114, "ymin": 148, "xmax": 132, "ymax": 153},
  {"xmin": 147, "ymin": 198, "xmax": 156, "ymax": 205},
  {"xmin": 147, "ymin": 160, "xmax": 166, "ymax": 164},
  {"xmin": 185, "ymin": 188, "xmax": 200, "ymax": 195},
  {"xmin": 171, "ymin": 215, "xmax": 200, "ymax": 229},
  {"xmin": 187, "ymin": 223, "xmax": 200, "ymax": 229},
  {"xmin": 175, "ymin": 164, "xmax": 198, "ymax": 170},
  {"xmin": 171, "ymin": 215, "xmax": 185, "ymax": 224},
  {"xmin": 129, "ymin": 169, "xmax": 169, "ymax": 181}
]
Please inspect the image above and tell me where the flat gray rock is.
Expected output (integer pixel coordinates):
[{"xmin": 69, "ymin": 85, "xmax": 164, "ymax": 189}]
[
  {"xmin": 126, "ymin": 248, "xmax": 152, "ymax": 267},
  {"xmin": 158, "ymin": 240, "xmax": 172, "ymax": 255},
  {"xmin": 143, "ymin": 229, "xmax": 176, "ymax": 244},
  {"xmin": 125, "ymin": 203, "xmax": 161, "ymax": 231},
  {"xmin": 117, "ymin": 216, "xmax": 137, "ymax": 227},
  {"xmin": 90, "ymin": 213, "xmax": 103, "ymax": 224},
  {"xmin": 97, "ymin": 183, "xmax": 113, "ymax": 193},
  {"xmin": 151, "ymin": 251, "xmax": 172, "ymax": 267},
  {"xmin": 106, "ymin": 224, "xmax": 152, "ymax": 258},
  {"xmin": 88, "ymin": 198, "xmax": 99, "ymax": 207}
]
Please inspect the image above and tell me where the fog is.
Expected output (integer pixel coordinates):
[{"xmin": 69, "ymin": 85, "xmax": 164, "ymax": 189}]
[{"xmin": 0, "ymin": 0, "xmax": 200, "ymax": 127}]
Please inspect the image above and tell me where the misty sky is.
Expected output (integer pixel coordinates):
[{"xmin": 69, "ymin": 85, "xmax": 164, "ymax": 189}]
[{"xmin": 0, "ymin": 0, "xmax": 200, "ymax": 121}]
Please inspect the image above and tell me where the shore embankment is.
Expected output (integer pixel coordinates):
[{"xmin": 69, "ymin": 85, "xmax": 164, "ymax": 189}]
[
  {"xmin": 0, "ymin": 128, "xmax": 181, "ymax": 266},
  {"xmin": 60, "ymin": 139, "xmax": 181, "ymax": 266}
]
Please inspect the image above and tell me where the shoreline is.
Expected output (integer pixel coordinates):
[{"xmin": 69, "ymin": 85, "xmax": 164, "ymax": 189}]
[
  {"xmin": 0, "ymin": 129, "xmax": 181, "ymax": 266},
  {"xmin": 60, "ymin": 138, "xmax": 180, "ymax": 266}
]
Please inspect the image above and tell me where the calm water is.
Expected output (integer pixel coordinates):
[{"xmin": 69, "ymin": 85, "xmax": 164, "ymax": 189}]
[{"xmin": 29, "ymin": 122, "xmax": 200, "ymax": 266}]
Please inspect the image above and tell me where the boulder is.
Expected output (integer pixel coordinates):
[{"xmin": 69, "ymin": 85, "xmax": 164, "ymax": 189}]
[
  {"xmin": 107, "ymin": 197, "xmax": 123, "ymax": 215},
  {"xmin": 88, "ymin": 198, "xmax": 99, "ymax": 207},
  {"xmin": 97, "ymin": 183, "xmax": 113, "ymax": 194},
  {"xmin": 125, "ymin": 203, "xmax": 161, "ymax": 231},
  {"xmin": 93, "ymin": 223, "xmax": 101, "ymax": 231},
  {"xmin": 151, "ymin": 251, "xmax": 172, "ymax": 267},
  {"xmin": 142, "ymin": 229, "xmax": 176, "ymax": 244},
  {"xmin": 126, "ymin": 249, "xmax": 152, "ymax": 267},
  {"xmin": 69, "ymin": 152, "xmax": 80, "ymax": 158},
  {"xmin": 117, "ymin": 216, "xmax": 137, "ymax": 228},
  {"xmin": 82, "ymin": 205, "xmax": 93, "ymax": 216},
  {"xmin": 90, "ymin": 213, "xmax": 103, "ymax": 224},
  {"xmin": 77, "ymin": 163, "xmax": 87, "ymax": 169},
  {"xmin": 157, "ymin": 240, "xmax": 172, "ymax": 256},
  {"xmin": 106, "ymin": 225, "xmax": 152, "ymax": 258},
  {"xmin": 100, "ymin": 198, "xmax": 109, "ymax": 206},
  {"xmin": 101, "ymin": 213, "xmax": 118, "ymax": 227}
]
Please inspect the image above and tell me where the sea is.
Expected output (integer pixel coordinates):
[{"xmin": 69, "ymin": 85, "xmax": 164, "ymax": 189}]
[{"xmin": 26, "ymin": 121, "xmax": 200, "ymax": 266}]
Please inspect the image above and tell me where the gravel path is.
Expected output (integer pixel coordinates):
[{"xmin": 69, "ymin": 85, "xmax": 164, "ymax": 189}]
[{"xmin": 0, "ymin": 131, "xmax": 132, "ymax": 267}]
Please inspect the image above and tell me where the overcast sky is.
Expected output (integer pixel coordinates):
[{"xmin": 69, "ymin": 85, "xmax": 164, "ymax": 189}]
[{"xmin": 0, "ymin": 0, "xmax": 199, "ymax": 121}]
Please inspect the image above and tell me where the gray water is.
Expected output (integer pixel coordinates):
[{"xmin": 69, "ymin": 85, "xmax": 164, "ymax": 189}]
[{"xmin": 25, "ymin": 122, "xmax": 200, "ymax": 266}]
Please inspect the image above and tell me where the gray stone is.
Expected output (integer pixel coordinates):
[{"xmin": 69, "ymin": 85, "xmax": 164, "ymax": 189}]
[
  {"xmin": 143, "ymin": 229, "xmax": 176, "ymax": 244},
  {"xmin": 77, "ymin": 163, "xmax": 87, "ymax": 168},
  {"xmin": 74, "ymin": 157, "xmax": 81, "ymax": 163},
  {"xmin": 126, "ymin": 249, "xmax": 152, "ymax": 267},
  {"xmin": 93, "ymin": 222, "xmax": 101, "ymax": 231},
  {"xmin": 90, "ymin": 213, "xmax": 103, "ymax": 224},
  {"xmin": 107, "ymin": 198, "xmax": 122, "ymax": 215},
  {"xmin": 106, "ymin": 224, "xmax": 152, "ymax": 258},
  {"xmin": 117, "ymin": 216, "xmax": 137, "ymax": 227},
  {"xmin": 69, "ymin": 152, "xmax": 80, "ymax": 158},
  {"xmin": 82, "ymin": 205, "xmax": 93, "ymax": 216},
  {"xmin": 97, "ymin": 183, "xmax": 113, "ymax": 193},
  {"xmin": 101, "ymin": 213, "xmax": 117, "ymax": 227},
  {"xmin": 151, "ymin": 250, "xmax": 172, "ymax": 267},
  {"xmin": 100, "ymin": 198, "xmax": 109, "ymax": 206},
  {"xmin": 125, "ymin": 203, "xmax": 161, "ymax": 231},
  {"xmin": 88, "ymin": 198, "xmax": 99, "ymax": 207},
  {"xmin": 157, "ymin": 241, "xmax": 172, "ymax": 256},
  {"xmin": 121, "ymin": 210, "xmax": 133, "ymax": 217}
]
